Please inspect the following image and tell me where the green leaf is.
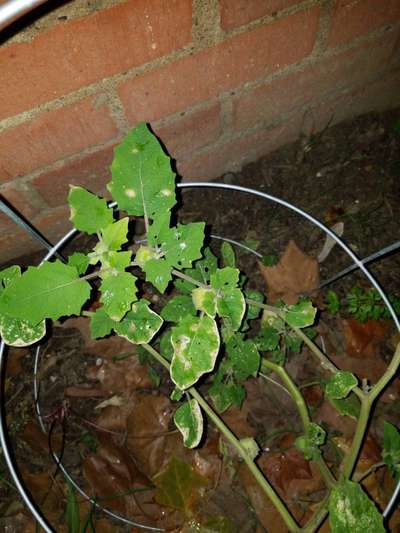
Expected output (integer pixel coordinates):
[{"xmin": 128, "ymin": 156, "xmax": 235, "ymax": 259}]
[
  {"xmin": 174, "ymin": 247, "xmax": 218, "ymax": 293},
  {"xmin": 285, "ymin": 300, "xmax": 316, "ymax": 328},
  {"xmin": 100, "ymin": 251, "xmax": 132, "ymax": 277},
  {"xmin": 284, "ymin": 332, "xmax": 303, "ymax": 353},
  {"xmin": 65, "ymin": 480, "xmax": 80, "ymax": 533},
  {"xmin": 174, "ymin": 399, "xmax": 203, "ymax": 448},
  {"xmin": 383, "ymin": 421, "xmax": 400, "ymax": 481},
  {"xmin": 192, "ymin": 287, "xmax": 217, "ymax": 318},
  {"xmin": 148, "ymin": 366, "xmax": 161, "ymax": 388},
  {"xmin": 326, "ymin": 290, "xmax": 341, "ymax": 314},
  {"xmin": 108, "ymin": 124, "xmax": 176, "ymax": 217},
  {"xmin": 0, "ymin": 261, "xmax": 91, "ymax": 324},
  {"xmin": 255, "ymin": 325, "xmax": 280, "ymax": 351},
  {"xmin": 326, "ymin": 371, "xmax": 358, "ymax": 400},
  {"xmin": 295, "ymin": 423, "xmax": 326, "ymax": 461},
  {"xmin": 101, "ymin": 218, "xmax": 129, "ymax": 251},
  {"xmin": 143, "ymin": 257, "xmax": 172, "ymax": 293},
  {"xmin": 329, "ymin": 394, "xmax": 360, "ymax": 419},
  {"xmin": 216, "ymin": 288, "xmax": 246, "ymax": 331},
  {"xmin": 67, "ymin": 252, "xmax": 89, "ymax": 275},
  {"xmin": 226, "ymin": 335, "xmax": 260, "ymax": 380},
  {"xmin": 0, "ymin": 315, "xmax": 46, "ymax": 347},
  {"xmin": 68, "ymin": 186, "xmax": 113, "ymax": 235},
  {"xmin": 160, "ymin": 329, "xmax": 174, "ymax": 361},
  {"xmin": 0, "ymin": 265, "xmax": 21, "ymax": 290},
  {"xmin": 244, "ymin": 289, "xmax": 264, "ymax": 320},
  {"xmin": 240, "ymin": 437, "xmax": 260, "ymax": 461},
  {"xmin": 329, "ymin": 480, "xmax": 385, "ymax": 533},
  {"xmin": 261, "ymin": 254, "xmax": 278, "ymax": 267},
  {"xmin": 209, "ymin": 379, "xmax": 245, "ymax": 413},
  {"xmin": 156, "ymin": 222, "xmax": 205, "ymax": 269},
  {"xmin": 154, "ymin": 457, "xmax": 207, "ymax": 512},
  {"xmin": 171, "ymin": 387, "xmax": 184, "ymax": 401},
  {"xmin": 90, "ymin": 307, "xmax": 115, "ymax": 339},
  {"xmin": 160, "ymin": 295, "xmax": 196, "ymax": 322},
  {"xmin": 171, "ymin": 315, "xmax": 220, "ymax": 389},
  {"xmin": 114, "ymin": 299, "xmax": 163, "ymax": 344},
  {"xmin": 221, "ymin": 241, "xmax": 236, "ymax": 267},
  {"xmin": 100, "ymin": 272, "xmax": 137, "ymax": 321},
  {"xmin": 210, "ymin": 267, "xmax": 240, "ymax": 289}
]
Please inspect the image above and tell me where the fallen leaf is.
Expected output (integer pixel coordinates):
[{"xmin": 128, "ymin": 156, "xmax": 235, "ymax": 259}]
[
  {"xmin": 258, "ymin": 240, "xmax": 319, "ymax": 304},
  {"xmin": 342, "ymin": 318, "xmax": 388, "ymax": 359},
  {"xmin": 126, "ymin": 394, "xmax": 190, "ymax": 478},
  {"xmin": 154, "ymin": 456, "xmax": 207, "ymax": 514},
  {"xmin": 95, "ymin": 395, "xmax": 124, "ymax": 410},
  {"xmin": 83, "ymin": 435, "xmax": 159, "ymax": 525}
]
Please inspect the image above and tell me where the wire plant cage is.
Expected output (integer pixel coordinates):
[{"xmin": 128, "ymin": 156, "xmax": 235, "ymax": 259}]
[{"xmin": 0, "ymin": 182, "xmax": 399, "ymax": 531}]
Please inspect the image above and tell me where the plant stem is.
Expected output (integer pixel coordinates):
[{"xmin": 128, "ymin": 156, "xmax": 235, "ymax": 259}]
[
  {"xmin": 354, "ymin": 461, "xmax": 386, "ymax": 483},
  {"xmin": 171, "ymin": 269, "xmax": 208, "ymax": 289},
  {"xmin": 340, "ymin": 396, "xmax": 371, "ymax": 479},
  {"xmin": 141, "ymin": 343, "xmax": 301, "ymax": 533},
  {"xmin": 261, "ymin": 359, "xmax": 336, "ymax": 489}
]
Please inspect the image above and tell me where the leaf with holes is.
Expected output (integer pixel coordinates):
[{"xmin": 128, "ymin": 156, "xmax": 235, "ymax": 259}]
[
  {"xmin": 174, "ymin": 399, "xmax": 203, "ymax": 448},
  {"xmin": 174, "ymin": 247, "xmax": 218, "ymax": 293},
  {"xmin": 255, "ymin": 325, "xmax": 280, "ymax": 352},
  {"xmin": 221, "ymin": 241, "xmax": 236, "ymax": 268},
  {"xmin": 295, "ymin": 423, "xmax": 326, "ymax": 461},
  {"xmin": 108, "ymin": 123, "xmax": 176, "ymax": 217},
  {"xmin": 114, "ymin": 299, "xmax": 163, "ymax": 344},
  {"xmin": 326, "ymin": 371, "xmax": 358, "ymax": 400},
  {"xmin": 142, "ymin": 258, "xmax": 172, "ymax": 294},
  {"xmin": 160, "ymin": 295, "xmax": 196, "ymax": 322},
  {"xmin": 192, "ymin": 287, "xmax": 217, "ymax": 318},
  {"xmin": 0, "ymin": 265, "xmax": 20, "ymax": 292},
  {"xmin": 158, "ymin": 222, "xmax": 205, "ymax": 269},
  {"xmin": 100, "ymin": 251, "xmax": 132, "ymax": 278},
  {"xmin": 329, "ymin": 480, "xmax": 385, "ymax": 532},
  {"xmin": 209, "ymin": 378, "xmax": 246, "ymax": 413},
  {"xmin": 99, "ymin": 272, "xmax": 137, "ymax": 321},
  {"xmin": 285, "ymin": 300, "xmax": 316, "ymax": 328},
  {"xmin": 0, "ymin": 261, "xmax": 91, "ymax": 325},
  {"xmin": 0, "ymin": 314, "xmax": 46, "ymax": 347},
  {"xmin": 68, "ymin": 186, "xmax": 113, "ymax": 235},
  {"xmin": 90, "ymin": 307, "xmax": 116, "ymax": 339},
  {"xmin": 226, "ymin": 334, "xmax": 260, "ymax": 380},
  {"xmin": 210, "ymin": 267, "xmax": 240, "ymax": 289},
  {"xmin": 170, "ymin": 315, "xmax": 220, "ymax": 389}
]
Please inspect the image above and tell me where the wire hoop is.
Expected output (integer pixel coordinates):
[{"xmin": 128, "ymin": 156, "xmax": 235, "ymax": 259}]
[{"xmin": 0, "ymin": 182, "xmax": 399, "ymax": 531}]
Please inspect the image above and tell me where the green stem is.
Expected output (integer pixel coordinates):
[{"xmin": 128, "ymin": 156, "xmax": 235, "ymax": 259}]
[
  {"xmin": 171, "ymin": 269, "xmax": 208, "ymax": 289},
  {"xmin": 261, "ymin": 359, "xmax": 336, "ymax": 489},
  {"xmin": 141, "ymin": 343, "xmax": 300, "ymax": 533},
  {"xmin": 341, "ymin": 396, "xmax": 371, "ymax": 479}
]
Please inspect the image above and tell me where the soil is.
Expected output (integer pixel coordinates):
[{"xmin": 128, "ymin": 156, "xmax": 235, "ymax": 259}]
[{"xmin": 1, "ymin": 108, "xmax": 400, "ymax": 532}]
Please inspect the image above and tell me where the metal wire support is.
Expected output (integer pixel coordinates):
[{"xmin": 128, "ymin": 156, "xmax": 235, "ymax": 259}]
[{"xmin": 0, "ymin": 0, "xmax": 48, "ymax": 31}]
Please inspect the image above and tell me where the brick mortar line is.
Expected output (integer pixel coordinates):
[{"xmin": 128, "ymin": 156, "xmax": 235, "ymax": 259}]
[
  {"xmin": 1, "ymin": 19, "xmax": 398, "ymax": 190},
  {"xmin": 220, "ymin": 0, "xmax": 322, "ymax": 39},
  {"xmin": 1, "ymin": 62, "xmax": 399, "ymax": 236},
  {"xmin": 0, "ymin": 0, "xmax": 323, "ymax": 132},
  {"xmin": 312, "ymin": 0, "xmax": 334, "ymax": 56},
  {"xmin": 178, "ymin": 63, "xmax": 400, "ymax": 164},
  {"xmin": 1, "ymin": 10, "xmax": 396, "ymax": 133}
]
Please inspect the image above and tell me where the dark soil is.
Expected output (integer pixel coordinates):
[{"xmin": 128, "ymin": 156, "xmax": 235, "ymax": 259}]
[{"xmin": 1, "ymin": 108, "xmax": 400, "ymax": 532}]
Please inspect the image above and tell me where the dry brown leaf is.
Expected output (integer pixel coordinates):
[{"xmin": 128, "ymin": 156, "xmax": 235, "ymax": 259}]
[
  {"xmin": 342, "ymin": 318, "xmax": 388, "ymax": 359},
  {"xmin": 126, "ymin": 394, "xmax": 190, "ymax": 478},
  {"xmin": 87, "ymin": 355, "xmax": 153, "ymax": 396},
  {"xmin": 259, "ymin": 240, "xmax": 319, "ymax": 304},
  {"xmin": 20, "ymin": 421, "xmax": 63, "ymax": 456},
  {"xmin": 316, "ymin": 399, "xmax": 356, "ymax": 438},
  {"xmin": 83, "ymin": 435, "xmax": 161, "ymax": 526}
]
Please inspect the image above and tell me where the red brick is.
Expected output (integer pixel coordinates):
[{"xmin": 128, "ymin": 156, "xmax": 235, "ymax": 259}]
[
  {"xmin": 220, "ymin": 0, "xmax": 300, "ymax": 31},
  {"xmin": 0, "ymin": 97, "xmax": 118, "ymax": 182},
  {"xmin": 328, "ymin": 0, "xmax": 400, "ymax": 47},
  {"xmin": 153, "ymin": 103, "xmax": 222, "ymax": 160},
  {"xmin": 32, "ymin": 145, "xmax": 115, "ymax": 208},
  {"xmin": 0, "ymin": 184, "xmax": 38, "ymax": 235},
  {"xmin": 178, "ymin": 115, "xmax": 303, "ymax": 180},
  {"xmin": 32, "ymin": 206, "xmax": 72, "ymax": 247},
  {"xmin": 119, "ymin": 6, "xmax": 320, "ymax": 123},
  {"xmin": 233, "ymin": 31, "xmax": 399, "ymax": 131},
  {"xmin": 0, "ymin": 229, "xmax": 43, "ymax": 267},
  {"xmin": 0, "ymin": 0, "xmax": 192, "ymax": 120}
]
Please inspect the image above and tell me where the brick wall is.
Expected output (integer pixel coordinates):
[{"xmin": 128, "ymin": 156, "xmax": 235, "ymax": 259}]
[{"xmin": 0, "ymin": 0, "xmax": 399, "ymax": 264}]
